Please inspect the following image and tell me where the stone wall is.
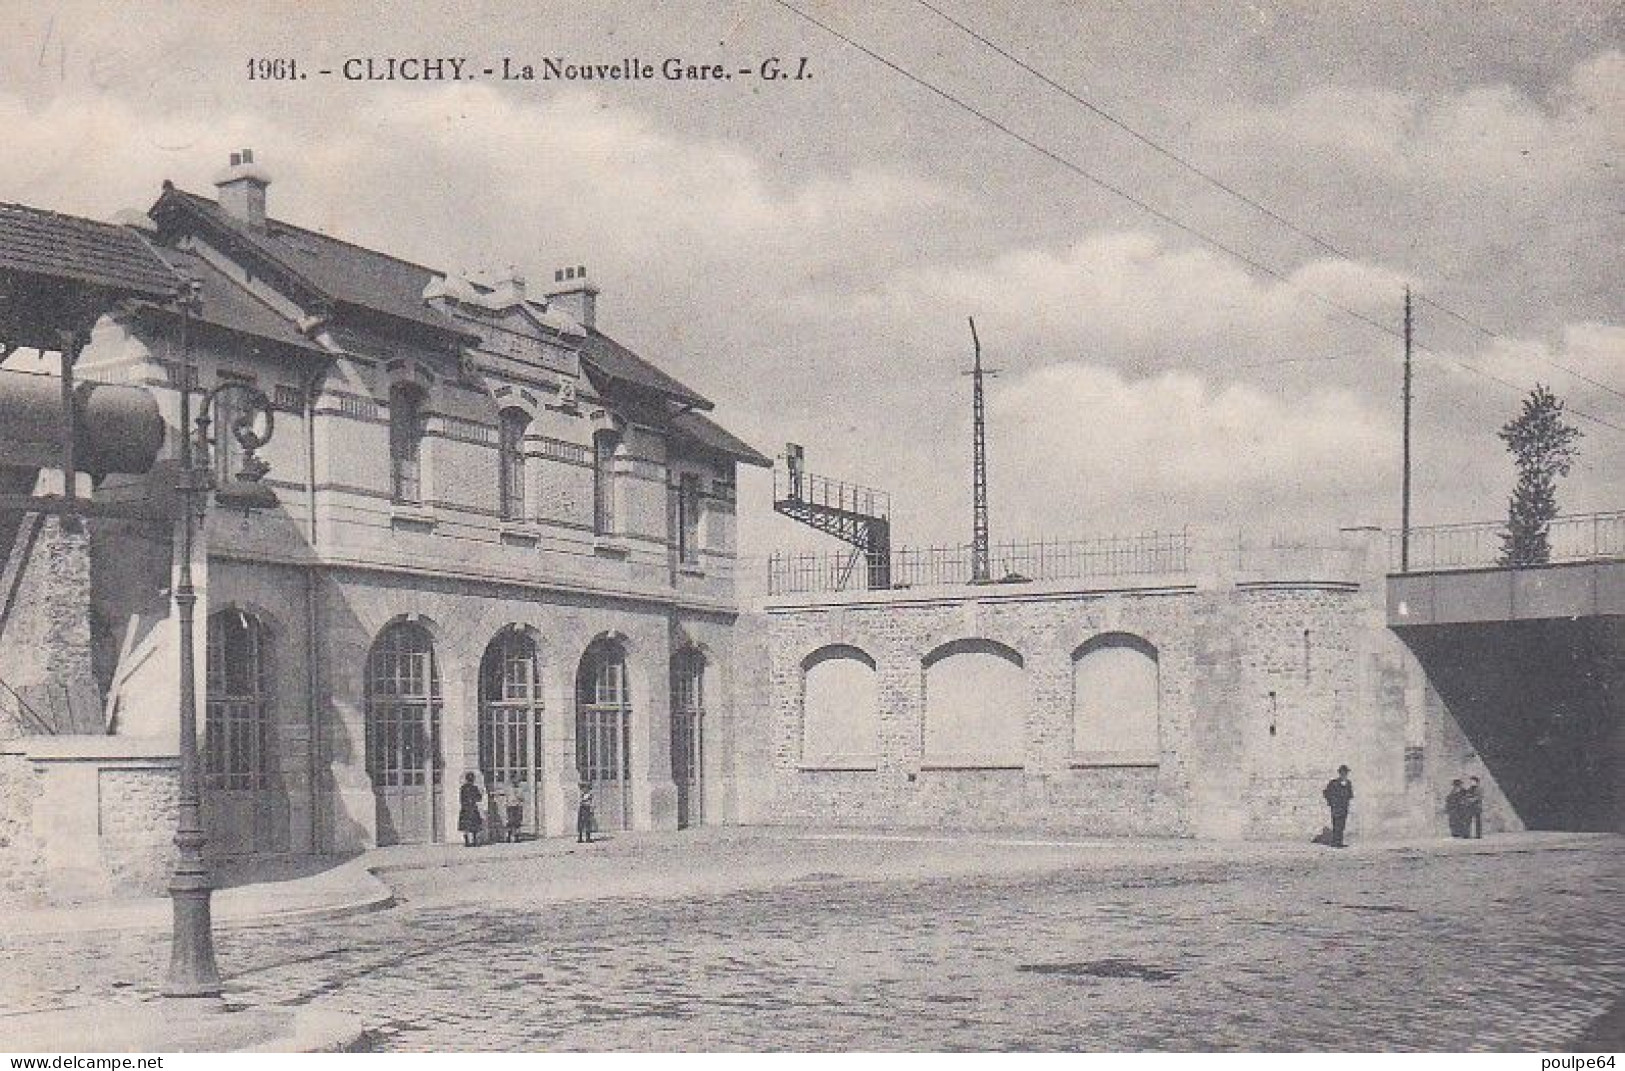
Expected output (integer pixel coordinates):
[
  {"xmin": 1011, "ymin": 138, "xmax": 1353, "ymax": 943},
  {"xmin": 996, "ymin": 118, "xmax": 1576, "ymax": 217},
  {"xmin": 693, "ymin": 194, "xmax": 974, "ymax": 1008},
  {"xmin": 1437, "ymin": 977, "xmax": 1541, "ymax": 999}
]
[
  {"xmin": 743, "ymin": 535, "xmax": 1486, "ymax": 842},
  {"xmin": 0, "ymin": 516, "xmax": 103, "ymax": 735},
  {"xmin": 0, "ymin": 752, "xmax": 45, "ymax": 904},
  {"xmin": 0, "ymin": 737, "xmax": 178, "ymax": 907},
  {"xmin": 97, "ymin": 764, "xmax": 179, "ymax": 894}
]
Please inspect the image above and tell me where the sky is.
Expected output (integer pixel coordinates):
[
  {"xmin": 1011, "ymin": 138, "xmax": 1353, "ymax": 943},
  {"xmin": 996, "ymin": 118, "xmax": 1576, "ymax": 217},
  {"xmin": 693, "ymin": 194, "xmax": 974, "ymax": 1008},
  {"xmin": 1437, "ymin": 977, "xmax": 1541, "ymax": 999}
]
[{"xmin": 2, "ymin": 0, "xmax": 1620, "ymax": 562}]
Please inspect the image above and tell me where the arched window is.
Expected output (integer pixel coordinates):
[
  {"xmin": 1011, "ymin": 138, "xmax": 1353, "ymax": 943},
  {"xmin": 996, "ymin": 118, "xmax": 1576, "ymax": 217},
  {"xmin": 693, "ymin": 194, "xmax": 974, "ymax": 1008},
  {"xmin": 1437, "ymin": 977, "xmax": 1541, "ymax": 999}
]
[
  {"xmin": 365, "ymin": 621, "xmax": 443, "ymax": 844},
  {"xmin": 801, "ymin": 644, "xmax": 879, "ymax": 769},
  {"xmin": 390, "ymin": 384, "xmax": 426, "ymax": 504},
  {"xmin": 479, "ymin": 629, "xmax": 541, "ymax": 791},
  {"xmin": 205, "ymin": 609, "xmax": 271, "ymax": 790},
  {"xmin": 577, "ymin": 637, "xmax": 632, "ymax": 829},
  {"xmin": 498, "ymin": 408, "xmax": 529, "ymax": 521},
  {"xmin": 922, "ymin": 639, "xmax": 1027, "ymax": 768},
  {"xmin": 592, "ymin": 429, "xmax": 619, "ymax": 535},
  {"xmin": 1072, "ymin": 634, "xmax": 1160, "ymax": 765},
  {"xmin": 671, "ymin": 648, "xmax": 705, "ymax": 827}
]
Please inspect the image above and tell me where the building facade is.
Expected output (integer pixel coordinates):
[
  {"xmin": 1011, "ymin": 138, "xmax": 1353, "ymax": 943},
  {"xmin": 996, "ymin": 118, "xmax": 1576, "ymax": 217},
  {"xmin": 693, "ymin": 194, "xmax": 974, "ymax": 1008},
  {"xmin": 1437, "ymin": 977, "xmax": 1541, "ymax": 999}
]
[{"xmin": 0, "ymin": 151, "xmax": 766, "ymax": 900}]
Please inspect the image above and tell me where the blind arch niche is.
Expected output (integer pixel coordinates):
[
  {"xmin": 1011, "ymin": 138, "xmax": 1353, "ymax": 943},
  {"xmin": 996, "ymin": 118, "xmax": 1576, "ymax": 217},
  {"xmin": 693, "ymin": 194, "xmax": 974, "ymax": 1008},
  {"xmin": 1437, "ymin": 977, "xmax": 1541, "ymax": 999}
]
[
  {"xmin": 922, "ymin": 638, "xmax": 1028, "ymax": 769},
  {"xmin": 1071, "ymin": 633, "xmax": 1161, "ymax": 766},
  {"xmin": 800, "ymin": 644, "xmax": 880, "ymax": 770}
]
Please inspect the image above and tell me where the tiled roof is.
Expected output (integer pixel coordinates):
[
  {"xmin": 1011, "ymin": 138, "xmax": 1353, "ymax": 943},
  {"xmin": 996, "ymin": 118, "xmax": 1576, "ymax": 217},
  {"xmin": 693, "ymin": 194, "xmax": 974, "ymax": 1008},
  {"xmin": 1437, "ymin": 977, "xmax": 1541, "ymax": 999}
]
[
  {"xmin": 155, "ymin": 189, "xmax": 473, "ymax": 342},
  {"xmin": 670, "ymin": 409, "xmax": 771, "ymax": 467},
  {"xmin": 154, "ymin": 188, "xmax": 725, "ymax": 411},
  {"xmin": 0, "ymin": 202, "xmax": 181, "ymax": 299},
  {"xmin": 145, "ymin": 246, "xmax": 325, "ymax": 356},
  {"xmin": 581, "ymin": 328, "xmax": 712, "ymax": 410}
]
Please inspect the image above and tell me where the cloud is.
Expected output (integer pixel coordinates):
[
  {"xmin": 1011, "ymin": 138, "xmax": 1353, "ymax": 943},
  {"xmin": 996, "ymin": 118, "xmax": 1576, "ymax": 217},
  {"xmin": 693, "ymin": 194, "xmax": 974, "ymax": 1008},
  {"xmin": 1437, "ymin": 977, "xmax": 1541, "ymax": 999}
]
[
  {"xmin": 1, "ymin": 28, "xmax": 1619, "ymax": 561},
  {"xmin": 990, "ymin": 364, "xmax": 1395, "ymax": 538}
]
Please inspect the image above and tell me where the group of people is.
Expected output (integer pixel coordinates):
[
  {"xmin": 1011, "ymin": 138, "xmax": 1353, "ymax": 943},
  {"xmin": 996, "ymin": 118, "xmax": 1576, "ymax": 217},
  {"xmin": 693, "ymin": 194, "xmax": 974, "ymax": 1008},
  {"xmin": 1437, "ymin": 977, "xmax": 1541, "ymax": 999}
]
[
  {"xmin": 1318, "ymin": 763, "xmax": 1488, "ymax": 847},
  {"xmin": 457, "ymin": 773, "xmax": 599, "ymax": 847},
  {"xmin": 1445, "ymin": 776, "xmax": 1484, "ymax": 839}
]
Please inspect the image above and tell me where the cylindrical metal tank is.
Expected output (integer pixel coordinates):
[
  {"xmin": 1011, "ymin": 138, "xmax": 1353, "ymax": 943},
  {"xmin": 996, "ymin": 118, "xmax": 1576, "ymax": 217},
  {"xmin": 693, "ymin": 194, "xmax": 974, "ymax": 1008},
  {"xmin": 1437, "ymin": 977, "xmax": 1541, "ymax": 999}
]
[{"xmin": 0, "ymin": 368, "xmax": 166, "ymax": 476}]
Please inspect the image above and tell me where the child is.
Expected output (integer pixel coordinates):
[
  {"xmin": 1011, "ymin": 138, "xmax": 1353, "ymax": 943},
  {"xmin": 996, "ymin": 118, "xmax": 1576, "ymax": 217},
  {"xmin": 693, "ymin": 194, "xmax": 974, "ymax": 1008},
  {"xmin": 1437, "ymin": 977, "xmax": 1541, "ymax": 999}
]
[
  {"xmin": 577, "ymin": 783, "xmax": 595, "ymax": 844},
  {"xmin": 505, "ymin": 790, "xmax": 524, "ymax": 843}
]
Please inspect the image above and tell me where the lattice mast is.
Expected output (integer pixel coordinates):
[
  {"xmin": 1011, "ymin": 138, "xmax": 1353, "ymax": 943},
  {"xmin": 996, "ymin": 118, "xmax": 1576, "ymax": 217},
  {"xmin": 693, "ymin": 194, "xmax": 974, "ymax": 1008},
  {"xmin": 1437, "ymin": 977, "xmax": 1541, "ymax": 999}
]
[{"xmin": 965, "ymin": 317, "xmax": 1000, "ymax": 583}]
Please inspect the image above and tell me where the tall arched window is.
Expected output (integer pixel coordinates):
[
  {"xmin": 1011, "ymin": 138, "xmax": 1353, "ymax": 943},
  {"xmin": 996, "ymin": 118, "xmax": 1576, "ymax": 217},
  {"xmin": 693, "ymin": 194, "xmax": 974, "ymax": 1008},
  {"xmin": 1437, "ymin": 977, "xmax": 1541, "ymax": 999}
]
[
  {"xmin": 1072, "ymin": 634, "xmax": 1160, "ymax": 765},
  {"xmin": 479, "ymin": 628, "xmax": 541, "ymax": 792},
  {"xmin": 922, "ymin": 639, "xmax": 1028, "ymax": 768},
  {"xmin": 365, "ymin": 621, "xmax": 443, "ymax": 844},
  {"xmin": 390, "ymin": 384, "xmax": 426, "ymax": 504},
  {"xmin": 801, "ymin": 644, "xmax": 880, "ymax": 769},
  {"xmin": 592, "ymin": 429, "xmax": 619, "ymax": 535},
  {"xmin": 205, "ymin": 609, "xmax": 271, "ymax": 790},
  {"xmin": 498, "ymin": 408, "xmax": 529, "ymax": 521},
  {"xmin": 577, "ymin": 637, "xmax": 632, "ymax": 830},
  {"xmin": 671, "ymin": 648, "xmax": 706, "ymax": 827}
]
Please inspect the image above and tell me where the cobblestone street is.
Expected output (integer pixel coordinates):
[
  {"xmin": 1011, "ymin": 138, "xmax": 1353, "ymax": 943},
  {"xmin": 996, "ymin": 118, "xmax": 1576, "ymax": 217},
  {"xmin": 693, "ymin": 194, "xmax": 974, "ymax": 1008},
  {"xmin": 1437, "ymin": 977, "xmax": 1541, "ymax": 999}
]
[{"xmin": 2, "ymin": 832, "xmax": 1621, "ymax": 1051}]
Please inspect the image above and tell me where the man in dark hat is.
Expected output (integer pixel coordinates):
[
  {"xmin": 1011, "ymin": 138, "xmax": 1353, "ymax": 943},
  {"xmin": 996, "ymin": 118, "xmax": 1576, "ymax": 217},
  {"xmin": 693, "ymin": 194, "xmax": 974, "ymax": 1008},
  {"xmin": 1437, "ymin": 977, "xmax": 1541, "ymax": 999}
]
[
  {"xmin": 1446, "ymin": 778, "xmax": 1468, "ymax": 838},
  {"xmin": 1322, "ymin": 764, "xmax": 1355, "ymax": 848},
  {"xmin": 1464, "ymin": 776, "xmax": 1483, "ymax": 839}
]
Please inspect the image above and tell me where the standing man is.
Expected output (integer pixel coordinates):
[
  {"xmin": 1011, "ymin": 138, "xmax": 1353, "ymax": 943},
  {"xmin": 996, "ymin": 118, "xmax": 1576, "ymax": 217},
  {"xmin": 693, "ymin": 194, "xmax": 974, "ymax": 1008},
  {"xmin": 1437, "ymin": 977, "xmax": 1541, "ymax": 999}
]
[
  {"xmin": 1446, "ymin": 778, "xmax": 1467, "ymax": 838},
  {"xmin": 1464, "ymin": 776, "xmax": 1484, "ymax": 839},
  {"xmin": 1322, "ymin": 764, "xmax": 1355, "ymax": 848}
]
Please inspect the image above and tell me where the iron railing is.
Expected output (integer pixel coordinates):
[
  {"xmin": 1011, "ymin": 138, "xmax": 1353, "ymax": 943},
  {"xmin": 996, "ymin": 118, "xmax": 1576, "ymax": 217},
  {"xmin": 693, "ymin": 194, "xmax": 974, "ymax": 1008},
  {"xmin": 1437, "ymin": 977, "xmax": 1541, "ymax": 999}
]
[
  {"xmin": 1392, "ymin": 510, "xmax": 1625, "ymax": 573},
  {"xmin": 773, "ymin": 464, "xmax": 889, "ymax": 519},
  {"xmin": 768, "ymin": 529, "xmax": 1189, "ymax": 596}
]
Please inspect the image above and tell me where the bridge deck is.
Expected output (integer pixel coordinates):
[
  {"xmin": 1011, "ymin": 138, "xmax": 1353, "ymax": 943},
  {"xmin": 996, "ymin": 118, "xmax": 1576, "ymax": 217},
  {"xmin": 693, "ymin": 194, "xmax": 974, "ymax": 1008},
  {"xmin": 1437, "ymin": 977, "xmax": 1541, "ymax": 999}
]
[{"xmin": 1389, "ymin": 557, "xmax": 1625, "ymax": 627}]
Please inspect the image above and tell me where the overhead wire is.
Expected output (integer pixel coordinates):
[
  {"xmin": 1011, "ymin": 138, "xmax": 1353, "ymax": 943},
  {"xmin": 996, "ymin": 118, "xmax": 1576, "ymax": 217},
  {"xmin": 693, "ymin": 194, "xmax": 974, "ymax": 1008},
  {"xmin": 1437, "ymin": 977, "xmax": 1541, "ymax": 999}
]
[
  {"xmin": 909, "ymin": 0, "xmax": 1625, "ymax": 408},
  {"xmin": 767, "ymin": 0, "xmax": 1625, "ymax": 434}
]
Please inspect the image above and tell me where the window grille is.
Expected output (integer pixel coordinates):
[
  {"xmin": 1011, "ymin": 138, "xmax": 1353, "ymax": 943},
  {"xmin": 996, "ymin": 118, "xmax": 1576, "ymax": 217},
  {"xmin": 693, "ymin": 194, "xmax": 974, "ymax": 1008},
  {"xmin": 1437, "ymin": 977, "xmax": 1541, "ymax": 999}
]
[
  {"xmin": 205, "ymin": 610, "xmax": 271, "ymax": 790},
  {"xmin": 577, "ymin": 643, "xmax": 630, "ymax": 783},
  {"xmin": 365, "ymin": 623, "xmax": 442, "ymax": 787},
  {"xmin": 671, "ymin": 650, "xmax": 704, "ymax": 789},
  {"xmin": 479, "ymin": 630, "xmax": 539, "ymax": 785}
]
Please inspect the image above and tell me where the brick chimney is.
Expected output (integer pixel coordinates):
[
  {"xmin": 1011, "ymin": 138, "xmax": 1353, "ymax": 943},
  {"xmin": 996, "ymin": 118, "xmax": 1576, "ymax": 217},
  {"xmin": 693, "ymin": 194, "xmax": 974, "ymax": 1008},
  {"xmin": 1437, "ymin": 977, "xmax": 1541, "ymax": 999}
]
[
  {"xmin": 213, "ymin": 148, "xmax": 271, "ymax": 228},
  {"xmin": 546, "ymin": 265, "xmax": 598, "ymax": 332}
]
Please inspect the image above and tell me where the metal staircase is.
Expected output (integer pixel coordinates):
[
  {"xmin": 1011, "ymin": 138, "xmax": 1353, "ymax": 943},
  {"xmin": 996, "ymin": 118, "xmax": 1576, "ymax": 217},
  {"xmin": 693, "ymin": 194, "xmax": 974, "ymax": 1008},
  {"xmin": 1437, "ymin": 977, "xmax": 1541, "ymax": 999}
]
[{"xmin": 772, "ymin": 444, "xmax": 893, "ymax": 589}]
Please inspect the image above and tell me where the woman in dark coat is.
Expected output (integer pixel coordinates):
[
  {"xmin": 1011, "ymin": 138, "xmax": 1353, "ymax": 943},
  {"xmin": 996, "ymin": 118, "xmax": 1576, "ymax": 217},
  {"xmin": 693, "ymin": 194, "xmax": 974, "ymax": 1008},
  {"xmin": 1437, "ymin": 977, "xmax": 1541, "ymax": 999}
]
[{"xmin": 458, "ymin": 772, "xmax": 484, "ymax": 847}]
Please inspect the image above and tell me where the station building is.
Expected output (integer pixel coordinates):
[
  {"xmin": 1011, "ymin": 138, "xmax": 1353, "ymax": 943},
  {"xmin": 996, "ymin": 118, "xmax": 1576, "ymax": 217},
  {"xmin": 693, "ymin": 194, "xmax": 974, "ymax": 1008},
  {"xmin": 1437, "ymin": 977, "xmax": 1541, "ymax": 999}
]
[{"xmin": 0, "ymin": 151, "xmax": 767, "ymax": 901}]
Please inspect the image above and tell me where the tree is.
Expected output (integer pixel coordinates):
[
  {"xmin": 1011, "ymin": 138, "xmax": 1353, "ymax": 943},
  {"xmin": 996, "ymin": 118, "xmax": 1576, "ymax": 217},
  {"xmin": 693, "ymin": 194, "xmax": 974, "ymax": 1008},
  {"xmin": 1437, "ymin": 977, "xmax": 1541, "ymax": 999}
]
[{"xmin": 1498, "ymin": 384, "xmax": 1581, "ymax": 566}]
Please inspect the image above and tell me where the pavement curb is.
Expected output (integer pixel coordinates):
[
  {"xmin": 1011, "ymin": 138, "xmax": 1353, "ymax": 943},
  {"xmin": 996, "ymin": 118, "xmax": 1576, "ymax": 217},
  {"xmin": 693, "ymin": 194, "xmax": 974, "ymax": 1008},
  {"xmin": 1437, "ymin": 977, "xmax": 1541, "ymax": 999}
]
[
  {"xmin": 3, "ymin": 864, "xmax": 396, "ymax": 940},
  {"xmin": 0, "ymin": 1003, "xmax": 369, "ymax": 1053}
]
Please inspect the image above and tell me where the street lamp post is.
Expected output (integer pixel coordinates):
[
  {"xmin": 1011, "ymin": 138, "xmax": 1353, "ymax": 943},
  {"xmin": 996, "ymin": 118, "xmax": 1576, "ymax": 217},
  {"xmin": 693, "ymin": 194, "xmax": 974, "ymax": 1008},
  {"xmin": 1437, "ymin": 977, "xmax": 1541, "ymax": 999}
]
[{"xmin": 163, "ymin": 281, "xmax": 277, "ymax": 998}]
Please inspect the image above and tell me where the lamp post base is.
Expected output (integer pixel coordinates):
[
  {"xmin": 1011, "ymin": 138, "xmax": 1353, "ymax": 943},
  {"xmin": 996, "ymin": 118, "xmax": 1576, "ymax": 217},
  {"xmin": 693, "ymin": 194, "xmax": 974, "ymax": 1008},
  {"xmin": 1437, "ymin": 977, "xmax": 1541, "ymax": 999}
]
[{"xmin": 163, "ymin": 883, "xmax": 223, "ymax": 997}]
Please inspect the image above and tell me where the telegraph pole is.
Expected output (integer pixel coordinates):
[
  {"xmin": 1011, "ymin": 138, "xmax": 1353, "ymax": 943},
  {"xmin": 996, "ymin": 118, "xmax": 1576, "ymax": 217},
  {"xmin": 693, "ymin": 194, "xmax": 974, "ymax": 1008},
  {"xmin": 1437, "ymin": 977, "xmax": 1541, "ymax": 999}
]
[
  {"xmin": 965, "ymin": 317, "xmax": 999, "ymax": 583},
  {"xmin": 1401, "ymin": 286, "xmax": 1413, "ymax": 573}
]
